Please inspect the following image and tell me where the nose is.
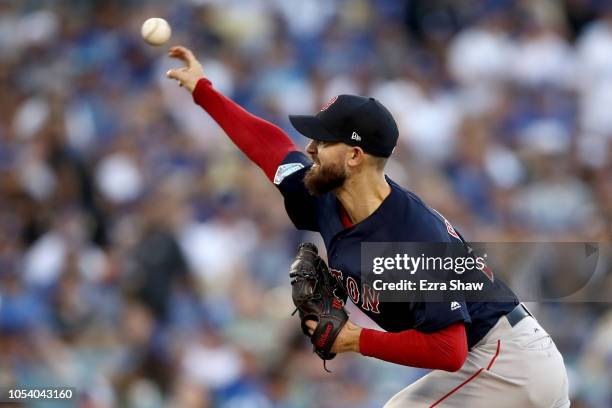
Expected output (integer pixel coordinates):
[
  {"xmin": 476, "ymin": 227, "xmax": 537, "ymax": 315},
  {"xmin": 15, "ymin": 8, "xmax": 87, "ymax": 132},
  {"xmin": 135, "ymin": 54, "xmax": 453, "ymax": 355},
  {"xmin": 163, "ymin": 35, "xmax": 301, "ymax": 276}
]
[{"xmin": 306, "ymin": 140, "xmax": 317, "ymax": 155}]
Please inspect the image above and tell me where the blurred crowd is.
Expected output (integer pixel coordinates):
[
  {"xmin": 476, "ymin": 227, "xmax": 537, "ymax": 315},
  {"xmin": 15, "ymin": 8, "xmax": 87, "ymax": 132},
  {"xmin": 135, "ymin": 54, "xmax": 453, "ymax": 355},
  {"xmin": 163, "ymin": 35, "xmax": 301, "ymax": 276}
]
[{"xmin": 0, "ymin": 0, "xmax": 611, "ymax": 407}]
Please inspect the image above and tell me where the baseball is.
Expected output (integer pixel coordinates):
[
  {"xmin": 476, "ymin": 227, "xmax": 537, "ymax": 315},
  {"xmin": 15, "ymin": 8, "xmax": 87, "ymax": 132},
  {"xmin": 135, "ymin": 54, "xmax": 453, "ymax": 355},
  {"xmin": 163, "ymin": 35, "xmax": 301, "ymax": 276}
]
[{"xmin": 141, "ymin": 17, "xmax": 171, "ymax": 46}]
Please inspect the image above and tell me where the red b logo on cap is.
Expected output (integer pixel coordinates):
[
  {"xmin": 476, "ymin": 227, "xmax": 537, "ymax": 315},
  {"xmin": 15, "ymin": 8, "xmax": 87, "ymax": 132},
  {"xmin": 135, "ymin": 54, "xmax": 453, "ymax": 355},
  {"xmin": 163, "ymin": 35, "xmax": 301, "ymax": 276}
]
[{"xmin": 320, "ymin": 96, "xmax": 338, "ymax": 112}]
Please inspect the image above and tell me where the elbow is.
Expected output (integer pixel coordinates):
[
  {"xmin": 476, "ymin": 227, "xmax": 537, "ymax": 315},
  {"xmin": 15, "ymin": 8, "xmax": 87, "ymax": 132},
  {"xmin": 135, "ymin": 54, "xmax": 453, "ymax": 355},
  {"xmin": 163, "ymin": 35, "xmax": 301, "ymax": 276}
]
[
  {"xmin": 443, "ymin": 348, "xmax": 467, "ymax": 372},
  {"xmin": 440, "ymin": 322, "xmax": 469, "ymax": 372},
  {"xmin": 441, "ymin": 340, "xmax": 468, "ymax": 372}
]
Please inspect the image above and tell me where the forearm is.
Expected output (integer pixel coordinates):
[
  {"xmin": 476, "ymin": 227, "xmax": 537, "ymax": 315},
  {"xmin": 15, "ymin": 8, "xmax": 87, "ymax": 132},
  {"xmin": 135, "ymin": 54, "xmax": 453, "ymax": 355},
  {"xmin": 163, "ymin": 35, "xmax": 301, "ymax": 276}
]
[
  {"xmin": 358, "ymin": 322, "xmax": 468, "ymax": 371},
  {"xmin": 192, "ymin": 78, "xmax": 298, "ymax": 181},
  {"xmin": 331, "ymin": 320, "xmax": 362, "ymax": 353}
]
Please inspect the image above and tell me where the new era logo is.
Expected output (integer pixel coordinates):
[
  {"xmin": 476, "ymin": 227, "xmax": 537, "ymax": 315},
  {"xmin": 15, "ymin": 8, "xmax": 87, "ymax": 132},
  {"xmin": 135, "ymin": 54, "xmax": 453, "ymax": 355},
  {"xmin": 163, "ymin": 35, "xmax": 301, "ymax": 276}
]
[
  {"xmin": 451, "ymin": 301, "xmax": 461, "ymax": 311},
  {"xmin": 351, "ymin": 131, "xmax": 361, "ymax": 141}
]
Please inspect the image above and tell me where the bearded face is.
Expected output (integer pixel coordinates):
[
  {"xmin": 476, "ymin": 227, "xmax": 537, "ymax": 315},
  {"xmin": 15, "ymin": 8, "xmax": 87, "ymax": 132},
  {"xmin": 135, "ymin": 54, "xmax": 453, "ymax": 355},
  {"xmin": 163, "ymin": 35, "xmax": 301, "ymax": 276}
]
[{"xmin": 304, "ymin": 159, "xmax": 347, "ymax": 196}]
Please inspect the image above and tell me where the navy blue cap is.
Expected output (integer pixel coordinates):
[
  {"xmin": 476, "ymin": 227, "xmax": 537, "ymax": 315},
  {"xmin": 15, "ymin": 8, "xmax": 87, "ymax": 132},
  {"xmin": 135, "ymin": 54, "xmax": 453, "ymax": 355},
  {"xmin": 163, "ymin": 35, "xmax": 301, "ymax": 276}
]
[{"xmin": 289, "ymin": 95, "xmax": 399, "ymax": 157}]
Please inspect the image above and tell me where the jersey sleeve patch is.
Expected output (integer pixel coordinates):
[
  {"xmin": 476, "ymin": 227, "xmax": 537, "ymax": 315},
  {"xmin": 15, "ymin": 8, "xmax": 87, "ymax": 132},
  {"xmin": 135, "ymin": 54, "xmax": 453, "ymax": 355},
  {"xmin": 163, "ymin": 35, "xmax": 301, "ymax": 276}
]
[{"xmin": 274, "ymin": 162, "xmax": 305, "ymax": 185}]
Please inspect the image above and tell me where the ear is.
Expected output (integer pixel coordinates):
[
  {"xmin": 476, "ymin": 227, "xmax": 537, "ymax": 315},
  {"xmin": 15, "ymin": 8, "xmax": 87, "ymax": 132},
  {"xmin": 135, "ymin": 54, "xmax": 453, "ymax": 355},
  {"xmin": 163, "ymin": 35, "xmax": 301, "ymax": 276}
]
[{"xmin": 346, "ymin": 146, "xmax": 365, "ymax": 168}]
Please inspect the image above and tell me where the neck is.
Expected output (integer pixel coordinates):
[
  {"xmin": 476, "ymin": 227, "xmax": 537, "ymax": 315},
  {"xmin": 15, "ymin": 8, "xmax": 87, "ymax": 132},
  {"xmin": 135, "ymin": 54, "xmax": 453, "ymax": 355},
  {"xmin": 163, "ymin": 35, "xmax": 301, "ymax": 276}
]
[{"xmin": 334, "ymin": 169, "xmax": 391, "ymax": 224}]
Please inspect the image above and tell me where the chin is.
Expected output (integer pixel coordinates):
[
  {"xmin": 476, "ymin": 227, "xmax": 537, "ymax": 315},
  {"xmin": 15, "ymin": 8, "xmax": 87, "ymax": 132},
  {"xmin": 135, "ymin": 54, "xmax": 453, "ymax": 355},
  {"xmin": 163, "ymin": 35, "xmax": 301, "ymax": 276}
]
[{"xmin": 304, "ymin": 162, "xmax": 346, "ymax": 196}]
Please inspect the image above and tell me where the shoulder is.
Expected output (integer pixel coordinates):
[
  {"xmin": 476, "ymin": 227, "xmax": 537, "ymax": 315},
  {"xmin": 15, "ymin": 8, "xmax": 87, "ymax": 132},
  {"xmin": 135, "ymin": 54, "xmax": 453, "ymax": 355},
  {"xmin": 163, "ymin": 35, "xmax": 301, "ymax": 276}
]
[
  {"xmin": 387, "ymin": 178, "xmax": 457, "ymax": 242},
  {"xmin": 274, "ymin": 151, "xmax": 312, "ymax": 187},
  {"xmin": 386, "ymin": 178, "xmax": 438, "ymax": 221}
]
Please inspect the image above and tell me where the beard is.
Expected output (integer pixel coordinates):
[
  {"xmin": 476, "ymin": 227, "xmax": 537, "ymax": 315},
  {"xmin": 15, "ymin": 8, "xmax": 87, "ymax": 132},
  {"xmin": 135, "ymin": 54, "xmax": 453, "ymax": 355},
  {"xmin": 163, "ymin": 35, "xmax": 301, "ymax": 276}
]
[{"xmin": 304, "ymin": 161, "xmax": 346, "ymax": 196}]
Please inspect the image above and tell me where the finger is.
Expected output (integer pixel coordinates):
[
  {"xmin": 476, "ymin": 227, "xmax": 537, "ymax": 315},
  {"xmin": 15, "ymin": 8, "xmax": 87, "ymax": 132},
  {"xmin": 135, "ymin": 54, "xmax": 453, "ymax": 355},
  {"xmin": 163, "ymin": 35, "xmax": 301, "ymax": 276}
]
[
  {"xmin": 166, "ymin": 68, "xmax": 188, "ymax": 84},
  {"xmin": 168, "ymin": 46, "xmax": 184, "ymax": 59},
  {"xmin": 305, "ymin": 320, "xmax": 317, "ymax": 335},
  {"xmin": 168, "ymin": 45, "xmax": 197, "ymax": 68},
  {"xmin": 165, "ymin": 69, "xmax": 182, "ymax": 81}
]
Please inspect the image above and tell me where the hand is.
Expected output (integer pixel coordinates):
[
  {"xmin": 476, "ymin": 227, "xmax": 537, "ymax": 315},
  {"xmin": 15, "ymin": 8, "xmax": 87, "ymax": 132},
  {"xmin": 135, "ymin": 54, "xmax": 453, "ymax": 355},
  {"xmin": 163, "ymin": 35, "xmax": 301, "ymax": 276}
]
[
  {"xmin": 305, "ymin": 319, "xmax": 362, "ymax": 354},
  {"xmin": 166, "ymin": 46, "xmax": 205, "ymax": 93}
]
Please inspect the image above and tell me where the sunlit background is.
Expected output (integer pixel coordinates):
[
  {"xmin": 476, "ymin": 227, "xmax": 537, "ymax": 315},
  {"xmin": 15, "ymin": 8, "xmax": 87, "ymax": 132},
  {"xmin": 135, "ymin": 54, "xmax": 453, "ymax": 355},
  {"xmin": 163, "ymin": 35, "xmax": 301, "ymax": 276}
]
[{"xmin": 0, "ymin": 0, "xmax": 610, "ymax": 407}]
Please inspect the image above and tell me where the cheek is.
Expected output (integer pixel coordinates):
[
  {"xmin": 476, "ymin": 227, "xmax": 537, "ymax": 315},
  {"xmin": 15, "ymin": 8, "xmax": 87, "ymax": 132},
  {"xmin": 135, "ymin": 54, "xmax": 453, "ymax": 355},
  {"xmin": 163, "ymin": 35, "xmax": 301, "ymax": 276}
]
[
  {"xmin": 321, "ymin": 152, "xmax": 348, "ymax": 176},
  {"xmin": 314, "ymin": 150, "xmax": 327, "ymax": 166},
  {"xmin": 319, "ymin": 147, "xmax": 343, "ymax": 165}
]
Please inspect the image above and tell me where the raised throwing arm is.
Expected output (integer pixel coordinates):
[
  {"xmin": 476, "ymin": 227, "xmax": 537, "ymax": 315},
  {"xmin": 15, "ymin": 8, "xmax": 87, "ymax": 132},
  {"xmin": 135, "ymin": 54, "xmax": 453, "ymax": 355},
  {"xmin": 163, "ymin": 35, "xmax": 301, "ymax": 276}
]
[{"xmin": 167, "ymin": 45, "xmax": 299, "ymax": 181}]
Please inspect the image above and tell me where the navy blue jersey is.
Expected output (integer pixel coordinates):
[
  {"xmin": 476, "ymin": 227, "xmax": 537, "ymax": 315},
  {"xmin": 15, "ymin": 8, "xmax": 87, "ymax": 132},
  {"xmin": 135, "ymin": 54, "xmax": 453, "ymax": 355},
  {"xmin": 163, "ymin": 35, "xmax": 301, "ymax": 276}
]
[{"xmin": 276, "ymin": 151, "xmax": 519, "ymax": 348}]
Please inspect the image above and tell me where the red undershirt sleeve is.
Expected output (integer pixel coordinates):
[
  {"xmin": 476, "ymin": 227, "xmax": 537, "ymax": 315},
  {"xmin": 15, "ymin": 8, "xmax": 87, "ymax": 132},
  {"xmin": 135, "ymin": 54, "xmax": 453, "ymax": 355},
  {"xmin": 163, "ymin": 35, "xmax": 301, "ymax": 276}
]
[
  {"xmin": 192, "ymin": 78, "xmax": 299, "ymax": 182},
  {"xmin": 359, "ymin": 322, "xmax": 468, "ymax": 372}
]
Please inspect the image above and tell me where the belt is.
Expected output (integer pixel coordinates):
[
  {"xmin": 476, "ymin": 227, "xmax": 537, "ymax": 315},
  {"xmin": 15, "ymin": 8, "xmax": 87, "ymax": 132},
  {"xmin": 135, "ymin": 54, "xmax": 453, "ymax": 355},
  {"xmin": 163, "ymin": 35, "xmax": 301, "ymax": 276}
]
[{"xmin": 506, "ymin": 303, "xmax": 532, "ymax": 327}]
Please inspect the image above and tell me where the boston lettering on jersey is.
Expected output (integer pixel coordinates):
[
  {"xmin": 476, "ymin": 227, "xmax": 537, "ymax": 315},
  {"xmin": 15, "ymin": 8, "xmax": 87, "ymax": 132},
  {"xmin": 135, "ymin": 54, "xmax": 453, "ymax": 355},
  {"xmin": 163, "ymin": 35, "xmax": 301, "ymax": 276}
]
[{"xmin": 276, "ymin": 151, "xmax": 519, "ymax": 348}]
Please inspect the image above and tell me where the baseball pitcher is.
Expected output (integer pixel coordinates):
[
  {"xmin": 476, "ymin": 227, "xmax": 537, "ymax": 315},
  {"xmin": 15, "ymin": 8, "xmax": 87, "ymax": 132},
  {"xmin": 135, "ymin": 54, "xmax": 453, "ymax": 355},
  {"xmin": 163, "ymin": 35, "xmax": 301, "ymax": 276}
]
[{"xmin": 167, "ymin": 46, "xmax": 570, "ymax": 408}]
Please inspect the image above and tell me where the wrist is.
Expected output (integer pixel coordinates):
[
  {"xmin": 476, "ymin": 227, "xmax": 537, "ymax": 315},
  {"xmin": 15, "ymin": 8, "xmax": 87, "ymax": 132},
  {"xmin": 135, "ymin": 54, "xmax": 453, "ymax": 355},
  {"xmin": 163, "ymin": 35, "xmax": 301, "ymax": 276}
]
[
  {"xmin": 190, "ymin": 77, "xmax": 207, "ymax": 94},
  {"xmin": 346, "ymin": 321, "xmax": 362, "ymax": 353}
]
